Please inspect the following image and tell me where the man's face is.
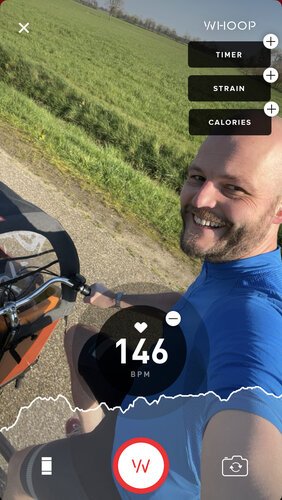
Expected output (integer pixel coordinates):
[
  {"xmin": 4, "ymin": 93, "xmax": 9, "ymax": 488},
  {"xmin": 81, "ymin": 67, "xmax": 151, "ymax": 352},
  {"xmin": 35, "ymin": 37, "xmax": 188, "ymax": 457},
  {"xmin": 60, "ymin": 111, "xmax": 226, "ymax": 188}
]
[{"xmin": 180, "ymin": 136, "xmax": 280, "ymax": 262}]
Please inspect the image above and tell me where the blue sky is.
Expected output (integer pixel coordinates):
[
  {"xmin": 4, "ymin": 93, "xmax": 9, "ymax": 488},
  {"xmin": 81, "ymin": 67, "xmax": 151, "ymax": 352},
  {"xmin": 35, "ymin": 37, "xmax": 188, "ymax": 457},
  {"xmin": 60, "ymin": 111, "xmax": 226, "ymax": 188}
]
[{"xmin": 101, "ymin": 0, "xmax": 282, "ymax": 41}]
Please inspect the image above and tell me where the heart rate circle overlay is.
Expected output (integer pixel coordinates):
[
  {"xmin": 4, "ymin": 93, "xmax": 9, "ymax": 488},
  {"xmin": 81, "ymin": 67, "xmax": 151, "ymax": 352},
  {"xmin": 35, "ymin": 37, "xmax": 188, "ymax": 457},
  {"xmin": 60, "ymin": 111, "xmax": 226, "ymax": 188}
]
[
  {"xmin": 83, "ymin": 306, "xmax": 186, "ymax": 399},
  {"xmin": 113, "ymin": 438, "xmax": 169, "ymax": 494}
]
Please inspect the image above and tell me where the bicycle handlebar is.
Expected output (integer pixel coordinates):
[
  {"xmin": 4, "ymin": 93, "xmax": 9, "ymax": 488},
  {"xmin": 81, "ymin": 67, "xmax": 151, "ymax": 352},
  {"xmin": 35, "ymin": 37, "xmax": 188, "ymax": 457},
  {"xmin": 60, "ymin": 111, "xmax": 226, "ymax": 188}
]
[{"xmin": 0, "ymin": 276, "xmax": 91, "ymax": 317}]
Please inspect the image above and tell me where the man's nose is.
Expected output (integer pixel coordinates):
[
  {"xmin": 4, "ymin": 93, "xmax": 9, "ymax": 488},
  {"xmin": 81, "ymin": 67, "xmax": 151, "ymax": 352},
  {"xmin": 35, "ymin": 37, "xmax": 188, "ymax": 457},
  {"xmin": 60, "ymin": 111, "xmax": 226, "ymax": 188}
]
[{"xmin": 192, "ymin": 181, "xmax": 218, "ymax": 209}]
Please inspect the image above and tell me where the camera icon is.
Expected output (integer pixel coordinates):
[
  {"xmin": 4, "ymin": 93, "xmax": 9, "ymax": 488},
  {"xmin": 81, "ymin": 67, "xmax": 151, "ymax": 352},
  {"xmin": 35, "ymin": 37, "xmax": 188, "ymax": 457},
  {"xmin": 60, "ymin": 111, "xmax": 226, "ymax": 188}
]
[{"xmin": 222, "ymin": 455, "xmax": 248, "ymax": 477}]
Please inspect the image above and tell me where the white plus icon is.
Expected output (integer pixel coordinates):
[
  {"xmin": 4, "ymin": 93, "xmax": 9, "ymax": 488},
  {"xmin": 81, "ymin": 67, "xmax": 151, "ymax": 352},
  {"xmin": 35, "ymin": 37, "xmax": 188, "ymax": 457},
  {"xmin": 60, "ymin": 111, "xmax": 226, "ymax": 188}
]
[
  {"xmin": 263, "ymin": 34, "xmax": 279, "ymax": 50},
  {"xmin": 263, "ymin": 67, "xmax": 279, "ymax": 84},
  {"xmin": 264, "ymin": 101, "xmax": 280, "ymax": 117}
]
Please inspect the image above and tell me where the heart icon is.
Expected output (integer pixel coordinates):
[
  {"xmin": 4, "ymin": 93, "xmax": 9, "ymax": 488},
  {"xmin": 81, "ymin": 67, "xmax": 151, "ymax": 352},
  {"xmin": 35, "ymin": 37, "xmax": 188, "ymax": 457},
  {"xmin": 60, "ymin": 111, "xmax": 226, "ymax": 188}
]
[{"xmin": 134, "ymin": 322, "xmax": 148, "ymax": 334}]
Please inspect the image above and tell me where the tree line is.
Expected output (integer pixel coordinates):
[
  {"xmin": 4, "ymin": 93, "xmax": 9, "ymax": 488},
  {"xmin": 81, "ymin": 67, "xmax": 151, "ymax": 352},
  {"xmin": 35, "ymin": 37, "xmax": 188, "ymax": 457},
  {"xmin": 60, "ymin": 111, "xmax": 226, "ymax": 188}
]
[{"xmin": 77, "ymin": 0, "xmax": 193, "ymax": 44}]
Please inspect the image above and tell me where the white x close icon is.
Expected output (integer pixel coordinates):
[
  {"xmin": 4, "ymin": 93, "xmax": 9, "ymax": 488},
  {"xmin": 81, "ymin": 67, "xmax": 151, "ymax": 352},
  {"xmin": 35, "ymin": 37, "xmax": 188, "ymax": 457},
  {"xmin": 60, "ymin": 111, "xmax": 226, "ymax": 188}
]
[{"xmin": 18, "ymin": 22, "xmax": 29, "ymax": 34}]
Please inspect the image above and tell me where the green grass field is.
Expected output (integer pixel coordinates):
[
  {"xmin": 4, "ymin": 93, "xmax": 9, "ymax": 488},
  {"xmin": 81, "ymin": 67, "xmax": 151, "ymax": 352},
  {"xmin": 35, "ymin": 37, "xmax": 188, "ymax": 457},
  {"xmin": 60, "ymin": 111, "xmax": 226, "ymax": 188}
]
[{"xmin": 0, "ymin": 0, "xmax": 281, "ymax": 247}]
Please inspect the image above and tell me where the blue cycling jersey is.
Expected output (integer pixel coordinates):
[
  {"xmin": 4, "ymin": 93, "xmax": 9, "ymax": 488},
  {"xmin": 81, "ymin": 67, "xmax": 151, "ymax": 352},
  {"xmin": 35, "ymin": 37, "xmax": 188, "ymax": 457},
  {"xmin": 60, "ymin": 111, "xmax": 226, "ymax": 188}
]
[
  {"xmin": 114, "ymin": 248, "xmax": 282, "ymax": 498},
  {"xmin": 178, "ymin": 246, "xmax": 282, "ymax": 398}
]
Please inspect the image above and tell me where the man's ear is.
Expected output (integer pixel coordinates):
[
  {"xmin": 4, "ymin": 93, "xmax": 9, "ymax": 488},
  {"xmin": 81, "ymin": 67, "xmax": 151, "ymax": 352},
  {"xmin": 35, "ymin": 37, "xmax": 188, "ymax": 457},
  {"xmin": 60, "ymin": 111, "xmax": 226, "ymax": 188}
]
[{"xmin": 273, "ymin": 206, "xmax": 282, "ymax": 224}]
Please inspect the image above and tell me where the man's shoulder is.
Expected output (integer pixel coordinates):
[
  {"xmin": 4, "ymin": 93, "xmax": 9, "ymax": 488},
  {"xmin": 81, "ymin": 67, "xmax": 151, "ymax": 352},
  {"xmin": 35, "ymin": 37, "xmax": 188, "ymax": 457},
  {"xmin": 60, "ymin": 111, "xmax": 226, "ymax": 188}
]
[
  {"xmin": 206, "ymin": 294, "xmax": 282, "ymax": 396},
  {"xmin": 234, "ymin": 266, "xmax": 282, "ymax": 300},
  {"xmin": 206, "ymin": 290, "xmax": 282, "ymax": 335},
  {"xmin": 208, "ymin": 288, "xmax": 282, "ymax": 322}
]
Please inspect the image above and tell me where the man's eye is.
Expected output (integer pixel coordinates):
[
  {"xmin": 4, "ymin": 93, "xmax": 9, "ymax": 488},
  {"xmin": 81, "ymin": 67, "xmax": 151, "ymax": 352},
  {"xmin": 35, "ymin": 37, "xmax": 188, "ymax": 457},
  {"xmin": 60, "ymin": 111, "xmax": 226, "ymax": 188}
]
[
  {"xmin": 225, "ymin": 184, "xmax": 244, "ymax": 192},
  {"xmin": 188, "ymin": 175, "xmax": 205, "ymax": 182}
]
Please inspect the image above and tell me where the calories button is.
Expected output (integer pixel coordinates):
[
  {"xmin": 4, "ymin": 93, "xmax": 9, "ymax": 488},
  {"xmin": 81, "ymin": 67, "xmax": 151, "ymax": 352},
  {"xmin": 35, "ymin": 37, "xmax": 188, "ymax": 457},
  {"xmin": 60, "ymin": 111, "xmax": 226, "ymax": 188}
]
[{"xmin": 189, "ymin": 109, "xmax": 271, "ymax": 136}]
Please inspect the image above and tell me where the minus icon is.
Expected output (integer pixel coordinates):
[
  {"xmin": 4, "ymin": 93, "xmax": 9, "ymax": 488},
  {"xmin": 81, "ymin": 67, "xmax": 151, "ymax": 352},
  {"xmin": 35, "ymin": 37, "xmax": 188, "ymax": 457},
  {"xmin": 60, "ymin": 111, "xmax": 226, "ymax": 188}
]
[{"xmin": 165, "ymin": 311, "xmax": 181, "ymax": 326}]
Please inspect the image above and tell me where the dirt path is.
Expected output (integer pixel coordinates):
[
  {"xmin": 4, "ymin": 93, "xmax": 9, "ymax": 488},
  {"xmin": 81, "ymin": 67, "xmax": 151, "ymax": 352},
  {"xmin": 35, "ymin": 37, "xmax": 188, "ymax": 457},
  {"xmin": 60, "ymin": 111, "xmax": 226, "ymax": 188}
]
[{"xmin": 0, "ymin": 123, "xmax": 195, "ymax": 429}]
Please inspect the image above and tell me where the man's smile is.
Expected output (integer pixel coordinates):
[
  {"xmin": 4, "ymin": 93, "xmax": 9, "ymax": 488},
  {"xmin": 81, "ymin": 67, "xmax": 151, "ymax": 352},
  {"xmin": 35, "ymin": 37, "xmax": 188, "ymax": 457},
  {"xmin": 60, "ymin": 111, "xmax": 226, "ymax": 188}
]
[
  {"xmin": 193, "ymin": 214, "xmax": 227, "ymax": 229},
  {"xmin": 184, "ymin": 207, "xmax": 230, "ymax": 232}
]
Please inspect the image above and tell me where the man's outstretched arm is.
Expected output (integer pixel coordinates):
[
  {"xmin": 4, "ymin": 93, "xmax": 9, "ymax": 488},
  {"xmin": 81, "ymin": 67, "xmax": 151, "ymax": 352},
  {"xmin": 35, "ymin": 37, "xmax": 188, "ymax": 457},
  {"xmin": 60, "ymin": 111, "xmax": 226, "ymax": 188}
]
[
  {"xmin": 200, "ymin": 410, "xmax": 282, "ymax": 500},
  {"xmin": 83, "ymin": 282, "xmax": 182, "ymax": 312}
]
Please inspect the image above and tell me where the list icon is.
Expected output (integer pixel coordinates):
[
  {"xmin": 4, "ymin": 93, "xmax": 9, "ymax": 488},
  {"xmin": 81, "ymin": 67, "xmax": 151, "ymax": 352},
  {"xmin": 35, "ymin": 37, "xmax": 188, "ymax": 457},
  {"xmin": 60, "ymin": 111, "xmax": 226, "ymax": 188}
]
[{"xmin": 41, "ymin": 457, "xmax": 52, "ymax": 476}]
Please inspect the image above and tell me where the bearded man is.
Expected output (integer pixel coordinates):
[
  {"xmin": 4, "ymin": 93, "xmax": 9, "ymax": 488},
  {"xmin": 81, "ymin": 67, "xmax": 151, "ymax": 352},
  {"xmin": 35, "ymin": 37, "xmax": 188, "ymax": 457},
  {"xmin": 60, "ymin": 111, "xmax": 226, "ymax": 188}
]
[{"xmin": 5, "ymin": 118, "xmax": 282, "ymax": 500}]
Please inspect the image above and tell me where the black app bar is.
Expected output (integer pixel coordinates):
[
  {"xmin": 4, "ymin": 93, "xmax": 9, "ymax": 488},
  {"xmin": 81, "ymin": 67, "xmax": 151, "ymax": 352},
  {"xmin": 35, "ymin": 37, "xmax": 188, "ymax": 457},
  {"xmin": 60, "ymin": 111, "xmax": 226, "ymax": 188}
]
[
  {"xmin": 188, "ymin": 76, "xmax": 271, "ymax": 102},
  {"xmin": 189, "ymin": 109, "xmax": 271, "ymax": 135},
  {"xmin": 188, "ymin": 42, "xmax": 271, "ymax": 68}
]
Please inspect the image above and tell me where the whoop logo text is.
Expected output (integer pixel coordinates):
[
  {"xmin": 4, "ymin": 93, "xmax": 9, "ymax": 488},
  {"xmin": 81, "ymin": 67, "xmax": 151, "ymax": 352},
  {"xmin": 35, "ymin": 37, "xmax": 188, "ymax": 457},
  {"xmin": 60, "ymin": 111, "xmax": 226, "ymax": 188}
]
[
  {"xmin": 204, "ymin": 20, "xmax": 256, "ymax": 31},
  {"xmin": 113, "ymin": 438, "xmax": 169, "ymax": 494}
]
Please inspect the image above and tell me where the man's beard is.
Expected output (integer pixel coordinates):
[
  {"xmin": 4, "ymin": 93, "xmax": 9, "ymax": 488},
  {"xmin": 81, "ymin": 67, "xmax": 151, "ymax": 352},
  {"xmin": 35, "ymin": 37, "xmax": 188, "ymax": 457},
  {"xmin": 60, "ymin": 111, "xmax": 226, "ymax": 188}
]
[{"xmin": 180, "ymin": 205, "xmax": 275, "ymax": 263}]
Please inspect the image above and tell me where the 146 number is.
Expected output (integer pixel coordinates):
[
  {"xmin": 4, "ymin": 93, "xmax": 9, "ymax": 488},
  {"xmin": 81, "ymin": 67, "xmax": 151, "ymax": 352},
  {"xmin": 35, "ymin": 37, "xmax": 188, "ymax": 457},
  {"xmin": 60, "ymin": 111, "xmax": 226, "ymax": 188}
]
[{"xmin": 116, "ymin": 338, "xmax": 168, "ymax": 365}]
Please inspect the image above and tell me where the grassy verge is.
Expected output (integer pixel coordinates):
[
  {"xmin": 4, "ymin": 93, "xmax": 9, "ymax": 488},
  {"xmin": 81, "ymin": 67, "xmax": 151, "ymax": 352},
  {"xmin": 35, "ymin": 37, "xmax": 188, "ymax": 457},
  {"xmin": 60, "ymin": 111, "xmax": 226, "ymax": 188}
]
[
  {"xmin": 0, "ymin": 44, "xmax": 189, "ymax": 192},
  {"xmin": 0, "ymin": 81, "xmax": 182, "ymax": 247}
]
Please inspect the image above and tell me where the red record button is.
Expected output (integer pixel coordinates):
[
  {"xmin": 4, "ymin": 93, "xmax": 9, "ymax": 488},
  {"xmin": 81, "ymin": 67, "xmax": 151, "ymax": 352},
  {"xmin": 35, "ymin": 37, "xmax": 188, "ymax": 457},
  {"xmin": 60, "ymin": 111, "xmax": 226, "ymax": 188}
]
[{"xmin": 113, "ymin": 437, "xmax": 169, "ymax": 494}]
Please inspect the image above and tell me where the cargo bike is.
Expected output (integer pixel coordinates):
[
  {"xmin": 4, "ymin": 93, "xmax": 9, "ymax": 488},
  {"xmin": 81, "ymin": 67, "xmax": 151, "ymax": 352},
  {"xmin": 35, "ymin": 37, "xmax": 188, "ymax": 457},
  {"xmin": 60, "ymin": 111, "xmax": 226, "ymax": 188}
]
[{"xmin": 0, "ymin": 182, "xmax": 91, "ymax": 496}]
